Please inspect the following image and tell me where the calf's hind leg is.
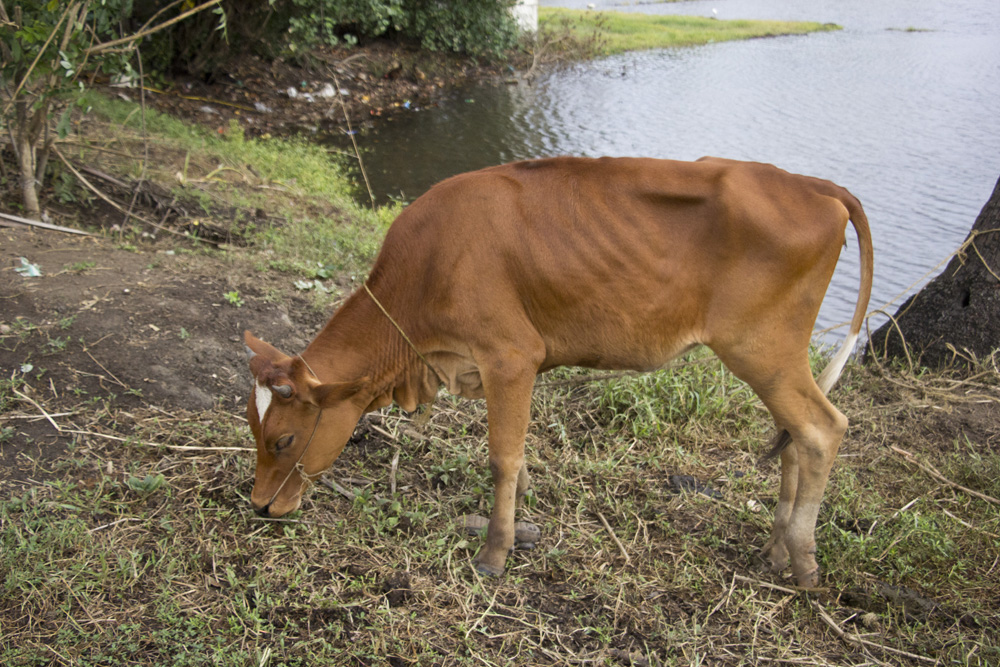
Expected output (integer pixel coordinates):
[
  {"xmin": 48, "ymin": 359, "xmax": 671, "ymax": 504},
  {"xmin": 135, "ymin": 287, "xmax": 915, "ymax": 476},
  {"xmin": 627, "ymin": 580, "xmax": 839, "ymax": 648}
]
[
  {"xmin": 762, "ymin": 442, "xmax": 798, "ymax": 572},
  {"xmin": 719, "ymin": 350, "xmax": 848, "ymax": 587},
  {"xmin": 764, "ymin": 385, "xmax": 846, "ymax": 586}
]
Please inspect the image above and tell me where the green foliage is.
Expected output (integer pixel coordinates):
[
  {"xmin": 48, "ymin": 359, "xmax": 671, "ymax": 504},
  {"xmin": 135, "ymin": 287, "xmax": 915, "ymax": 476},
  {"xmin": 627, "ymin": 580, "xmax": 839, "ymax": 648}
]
[
  {"xmin": 223, "ymin": 290, "xmax": 245, "ymax": 307},
  {"xmin": 0, "ymin": 1, "xmax": 220, "ymax": 215},
  {"xmin": 407, "ymin": 0, "xmax": 519, "ymax": 57},
  {"xmin": 282, "ymin": 0, "xmax": 519, "ymax": 58},
  {"xmin": 287, "ymin": 0, "xmax": 408, "ymax": 49}
]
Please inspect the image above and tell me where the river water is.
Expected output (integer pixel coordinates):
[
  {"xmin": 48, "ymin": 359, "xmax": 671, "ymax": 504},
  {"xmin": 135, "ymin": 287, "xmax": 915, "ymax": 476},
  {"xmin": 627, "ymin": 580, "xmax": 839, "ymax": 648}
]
[{"xmin": 333, "ymin": 0, "xmax": 1000, "ymax": 334}]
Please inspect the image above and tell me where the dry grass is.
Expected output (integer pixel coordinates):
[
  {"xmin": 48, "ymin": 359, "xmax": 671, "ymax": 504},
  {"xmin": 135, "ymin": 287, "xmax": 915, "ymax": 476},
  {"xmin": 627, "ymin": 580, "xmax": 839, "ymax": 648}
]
[{"xmin": 3, "ymin": 353, "xmax": 999, "ymax": 666}]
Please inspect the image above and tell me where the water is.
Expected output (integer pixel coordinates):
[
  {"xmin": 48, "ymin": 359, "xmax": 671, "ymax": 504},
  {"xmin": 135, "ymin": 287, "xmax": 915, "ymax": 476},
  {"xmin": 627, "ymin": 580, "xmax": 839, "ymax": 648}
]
[{"xmin": 332, "ymin": 0, "xmax": 1000, "ymax": 333}]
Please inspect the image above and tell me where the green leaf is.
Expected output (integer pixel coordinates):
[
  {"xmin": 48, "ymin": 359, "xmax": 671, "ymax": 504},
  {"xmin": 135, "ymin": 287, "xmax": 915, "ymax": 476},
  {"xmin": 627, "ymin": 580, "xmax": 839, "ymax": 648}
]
[{"xmin": 56, "ymin": 107, "xmax": 73, "ymax": 139}]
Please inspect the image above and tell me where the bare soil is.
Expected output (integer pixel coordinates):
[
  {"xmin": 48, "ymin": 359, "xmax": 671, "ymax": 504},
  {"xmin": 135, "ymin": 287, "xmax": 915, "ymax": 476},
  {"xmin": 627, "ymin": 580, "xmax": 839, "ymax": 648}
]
[{"xmin": 0, "ymin": 225, "xmax": 329, "ymax": 477}]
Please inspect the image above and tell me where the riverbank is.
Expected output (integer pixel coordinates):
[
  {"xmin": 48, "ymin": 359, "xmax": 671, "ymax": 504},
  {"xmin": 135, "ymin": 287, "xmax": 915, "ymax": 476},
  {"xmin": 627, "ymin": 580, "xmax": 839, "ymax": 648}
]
[{"xmin": 131, "ymin": 8, "xmax": 840, "ymax": 139}]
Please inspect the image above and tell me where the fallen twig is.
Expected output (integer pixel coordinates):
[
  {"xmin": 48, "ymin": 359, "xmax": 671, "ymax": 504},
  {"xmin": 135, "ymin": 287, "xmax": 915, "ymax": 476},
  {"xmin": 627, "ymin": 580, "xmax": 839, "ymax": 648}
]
[
  {"xmin": 891, "ymin": 445, "xmax": 1000, "ymax": 506},
  {"xmin": 811, "ymin": 599, "xmax": 940, "ymax": 664},
  {"xmin": 61, "ymin": 428, "xmax": 252, "ymax": 453},
  {"xmin": 0, "ymin": 210, "xmax": 93, "ymax": 236},
  {"xmin": 733, "ymin": 574, "xmax": 798, "ymax": 596},
  {"xmin": 596, "ymin": 510, "xmax": 631, "ymax": 563},
  {"xmin": 52, "ymin": 146, "xmax": 195, "ymax": 241},
  {"xmin": 89, "ymin": 517, "xmax": 142, "ymax": 533},
  {"xmin": 12, "ymin": 388, "xmax": 63, "ymax": 433}
]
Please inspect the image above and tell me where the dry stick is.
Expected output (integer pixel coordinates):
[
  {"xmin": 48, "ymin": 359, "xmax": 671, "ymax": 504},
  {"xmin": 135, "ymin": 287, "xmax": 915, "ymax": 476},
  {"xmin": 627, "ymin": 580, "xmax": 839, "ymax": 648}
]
[
  {"xmin": 867, "ymin": 308, "xmax": 914, "ymax": 371},
  {"xmin": 139, "ymin": 85, "xmax": 258, "ymax": 113},
  {"xmin": 12, "ymin": 388, "xmax": 231, "ymax": 456},
  {"xmin": 390, "ymin": 448, "xmax": 401, "ymax": 496},
  {"xmin": 733, "ymin": 574, "xmax": 797, "ymax": 596},
  {"xmin": 89, "ymin": 517, "xmax": 142, "ymax": 533},
  {"xmin": 84, "ymin": 350, "xmax": 128, "ymax": 389},
  {"xmin": 810, "ymin": 600, "xmax": 940, "ymax": 665},
  {"xmin": 595, "ymin": 510, "xmax": 631, "ymax": 563},
  {"xmin": 60, "ymin": 428, "xmax": 252, "ymax": 453},
  {"xmin": 11, "ymin": 388, "xmax": 62, "ymax": 433},
  {"xmin": 0, "ymin": 210, "xmax": 94, "ymax": 236},
  {"xmin": 319, "ymin": 477, "xmax": 357, "ymax": 501},
  {"xmin": 939, "ymin": 507, "xmax": 1000, "ymax": 539},
  {"xmin": 131, "ymin": 0, "xmax": 190, "ymax": 41},
  {"xmin": 891, "ymin": 445, "xmax": 1000, "ymax": 505},
  {"xmin": 52, "ymin": 146, "xmax": 190, "ymax": 239}
]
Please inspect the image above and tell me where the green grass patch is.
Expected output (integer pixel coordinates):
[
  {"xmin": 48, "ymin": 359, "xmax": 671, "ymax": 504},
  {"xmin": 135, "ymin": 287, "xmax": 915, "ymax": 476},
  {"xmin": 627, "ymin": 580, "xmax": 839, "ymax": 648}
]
[
  {"xmin": 540, "ymin": 7, "xmax": 840, "ymax": 56},
  {"xmin": 75, "ymin": 90, "xmax": 394, "ymax": 276}
]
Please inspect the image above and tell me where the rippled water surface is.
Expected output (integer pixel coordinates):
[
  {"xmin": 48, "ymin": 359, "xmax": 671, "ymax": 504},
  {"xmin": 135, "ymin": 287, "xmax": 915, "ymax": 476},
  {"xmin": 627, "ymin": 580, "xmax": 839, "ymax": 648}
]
[{"xmin": 333, "ymin": 0, "xmax": 1000, "ymax": 332}]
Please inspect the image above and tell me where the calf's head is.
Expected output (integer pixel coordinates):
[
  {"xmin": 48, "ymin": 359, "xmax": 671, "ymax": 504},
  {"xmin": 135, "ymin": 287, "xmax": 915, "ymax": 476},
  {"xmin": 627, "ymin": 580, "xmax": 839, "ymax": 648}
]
[{"xmin": 244, "ymin": 331, "xmax": 367, "ymax": 517}]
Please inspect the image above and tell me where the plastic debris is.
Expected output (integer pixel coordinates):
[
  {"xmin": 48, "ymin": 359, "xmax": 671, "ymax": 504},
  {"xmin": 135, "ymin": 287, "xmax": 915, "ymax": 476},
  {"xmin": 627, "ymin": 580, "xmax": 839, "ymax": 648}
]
[
  {"xmin": 294, "ymin": 279, "xmax": 330, "ymax": 293},
  {"xmin": 316, "ymin": 83, "xmax": 342, "ymax": 98},
  {"xmin": 14, "ymin": 257, "xmax": 41, "ymax": 277}
]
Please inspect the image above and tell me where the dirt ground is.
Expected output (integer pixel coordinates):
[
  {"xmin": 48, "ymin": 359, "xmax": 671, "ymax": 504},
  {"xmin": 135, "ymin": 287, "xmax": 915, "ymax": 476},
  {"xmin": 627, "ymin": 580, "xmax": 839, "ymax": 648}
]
[{"xmin": 0, "ymin": 225, "xmax": 328, "ymax": 472}]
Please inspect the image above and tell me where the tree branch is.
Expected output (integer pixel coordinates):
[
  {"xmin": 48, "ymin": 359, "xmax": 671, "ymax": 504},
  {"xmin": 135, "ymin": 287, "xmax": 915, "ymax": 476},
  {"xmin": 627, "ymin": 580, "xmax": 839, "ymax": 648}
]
[{"xmin": 84, "ymin": 0, "xmax": 222, "ymax": 56}]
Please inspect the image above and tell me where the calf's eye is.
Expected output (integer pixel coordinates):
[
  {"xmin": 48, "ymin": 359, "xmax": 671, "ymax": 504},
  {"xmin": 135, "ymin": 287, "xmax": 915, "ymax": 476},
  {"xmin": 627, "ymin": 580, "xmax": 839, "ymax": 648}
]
[{"xmin": 274, "ymin": 435, "xmax": 294, "ymax": 452}]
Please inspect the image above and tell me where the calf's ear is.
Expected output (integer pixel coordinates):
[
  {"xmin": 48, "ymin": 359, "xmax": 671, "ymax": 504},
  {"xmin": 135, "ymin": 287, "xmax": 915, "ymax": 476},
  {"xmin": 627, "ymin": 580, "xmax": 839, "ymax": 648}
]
[
  {"xmin": 309, "ymin": 378, "xmax": 370, "ymax": 409},
  {"xmin": 244, "ymin": 331, "xmax": 289, "ymax": 363},
  {"xmin": 244, "ymin": 331, "xmax": 294, "ymax": 381}
]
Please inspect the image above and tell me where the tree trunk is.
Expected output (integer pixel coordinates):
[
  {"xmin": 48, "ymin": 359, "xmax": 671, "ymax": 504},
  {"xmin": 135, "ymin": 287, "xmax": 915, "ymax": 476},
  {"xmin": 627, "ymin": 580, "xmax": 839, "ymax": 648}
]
[
  {"xmin": 12, "ymin": 98, "xmax": 48, "ymax": 219},
  {"xmin": 15, "ymin": 101, "xmax": 41, "ymax": 219},
  {"xmin": 867, "ymin": 175, "xmax": 1000, "ymax": 367}
]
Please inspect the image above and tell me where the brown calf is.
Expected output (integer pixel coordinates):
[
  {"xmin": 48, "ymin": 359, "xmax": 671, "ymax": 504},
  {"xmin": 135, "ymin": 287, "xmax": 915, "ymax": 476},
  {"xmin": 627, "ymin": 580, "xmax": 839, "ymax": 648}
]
[{"xmin": 244, "ymin": 156, "xmax": 873, "ymax": 587}]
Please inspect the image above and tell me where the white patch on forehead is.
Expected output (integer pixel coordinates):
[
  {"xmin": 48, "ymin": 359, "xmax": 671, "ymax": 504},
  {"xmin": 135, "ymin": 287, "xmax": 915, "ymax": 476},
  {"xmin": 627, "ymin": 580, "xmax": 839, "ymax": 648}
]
[{"xmin": 255, "ymin": 381, "xmax": 273, "ymax": 423}]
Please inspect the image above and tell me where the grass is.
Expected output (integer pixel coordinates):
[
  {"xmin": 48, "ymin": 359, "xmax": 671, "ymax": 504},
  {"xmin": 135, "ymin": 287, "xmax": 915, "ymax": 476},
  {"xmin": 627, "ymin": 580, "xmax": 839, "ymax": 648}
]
[
  {"xmin": 540, "ymin": 7, "xmax": 841, "ymax": 57},
  {"xmin": 72, "ymin": 90, "xmax": 396, "ymax": 277},
  {"xmin": 2, "ymin": 353, "xmax": 999, "ymax": 665}
]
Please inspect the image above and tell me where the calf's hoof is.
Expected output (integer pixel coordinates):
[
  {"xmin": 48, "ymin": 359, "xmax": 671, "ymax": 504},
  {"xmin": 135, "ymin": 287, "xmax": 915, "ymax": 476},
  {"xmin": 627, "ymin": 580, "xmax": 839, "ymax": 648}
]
[
  {"xmin": 794, "ymin": 566, "xmax": 821, "ymax": 589},
  {"xmin": 513, "ymin": 521, "xmax": 541, "ymax": 550},
  {"xmin": 474, "ymin": 560, "xmax": 505, "ymax": 577},
  {"xmin": 461, "ymin": 514, "xmax": 489, "ymax": 537},
  {"xmin": 762, "ymin": 537, "xmax": 790, "ymax": 573},
  {"xmin": 461, "ymin": 514, "xmax": 541, "ymax": 550}
]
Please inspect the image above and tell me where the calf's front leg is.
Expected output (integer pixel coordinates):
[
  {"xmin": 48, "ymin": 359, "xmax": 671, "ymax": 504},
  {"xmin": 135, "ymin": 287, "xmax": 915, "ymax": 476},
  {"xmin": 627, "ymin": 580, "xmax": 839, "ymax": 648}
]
[{"xmin": 474, "ymin": 354, "xmax": 539, "ymax": 576}]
